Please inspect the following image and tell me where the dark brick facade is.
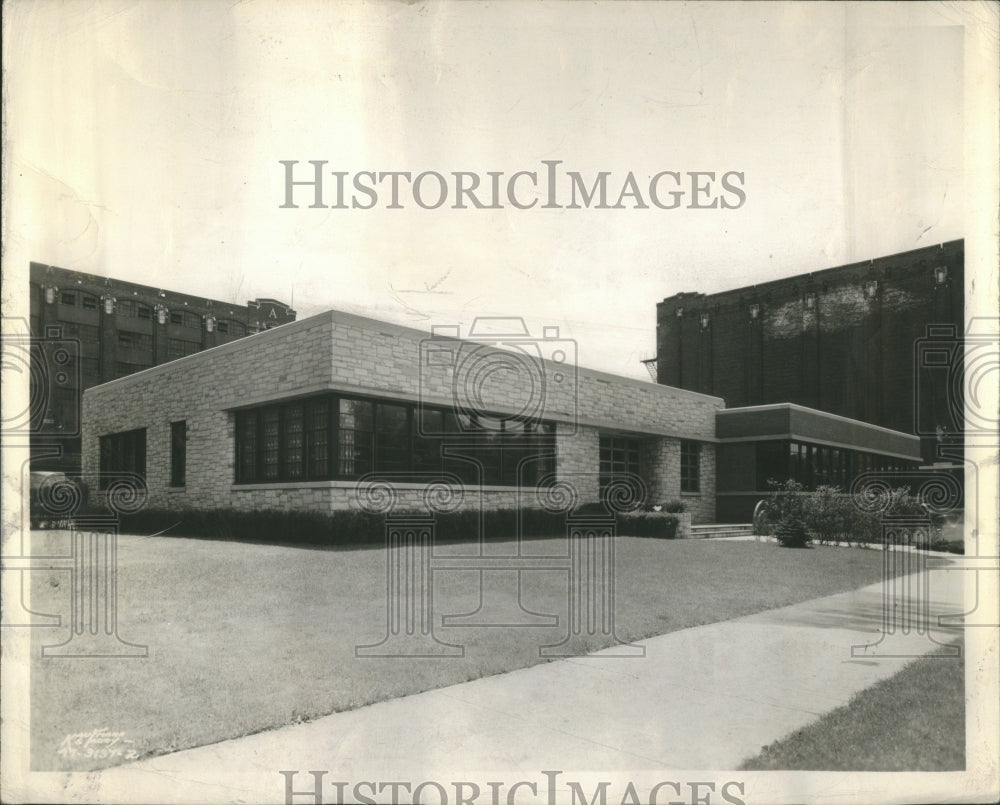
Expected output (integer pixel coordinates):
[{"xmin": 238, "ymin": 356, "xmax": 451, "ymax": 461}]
[
  {"xmin": 29, "ymin": 263, "xmax": 296, "ymax": 470},
  {"xmin": 656, "ymin": 241, "xmax": 964, "ymax": 464}
]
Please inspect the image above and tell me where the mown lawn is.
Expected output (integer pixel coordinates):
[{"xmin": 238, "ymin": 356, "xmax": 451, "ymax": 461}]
[
  {"xmin": 29, "ymin": 533, "xmax": 908, "ymax": 770},
  {"xmin": 741, "ymin": 639, "xmax": 965, "ymax": 770}
]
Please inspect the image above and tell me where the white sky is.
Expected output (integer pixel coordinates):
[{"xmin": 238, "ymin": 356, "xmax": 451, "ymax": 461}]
[{"xmin": 2, "ymin": 1, "xmax": 987, "ymax": 379}]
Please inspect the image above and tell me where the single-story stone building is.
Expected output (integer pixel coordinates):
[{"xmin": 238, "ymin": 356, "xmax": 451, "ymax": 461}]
[{"xmin": 81, "ymin": 309, "xmax": 923, "ymax": 523}]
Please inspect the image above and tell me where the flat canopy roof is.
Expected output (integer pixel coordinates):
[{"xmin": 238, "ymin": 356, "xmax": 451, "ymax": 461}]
[{"xmin": 716, "ymin": 403, "xmax": 922, "ymax": 461}]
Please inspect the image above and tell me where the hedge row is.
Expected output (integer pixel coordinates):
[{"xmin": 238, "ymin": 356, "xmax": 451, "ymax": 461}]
[
  {"xmin": 53, "ymin": 505, "xmax": 681, "ymax": 546},
  {"xmin": 758, "ymin": 480, "xmax": 935, "ymax": 548}
]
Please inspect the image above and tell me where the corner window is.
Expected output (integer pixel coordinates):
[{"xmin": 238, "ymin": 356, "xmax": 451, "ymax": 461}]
[
  {"xmin": 234, "ymin": 394, "xmax": 555, "ymax": 486},
  {"xmin": 170, "ymin": 421, "xmax": 186, "ymax": 487},
  {"xmin": 681, "ymin": 440, "xmax": 700, "ymax": 493}
]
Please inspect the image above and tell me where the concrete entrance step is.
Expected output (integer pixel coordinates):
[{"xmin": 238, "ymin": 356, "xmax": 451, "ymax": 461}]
[{"xmin": 687, "ymin": 522, "xmax": 755, "ymax": 539}]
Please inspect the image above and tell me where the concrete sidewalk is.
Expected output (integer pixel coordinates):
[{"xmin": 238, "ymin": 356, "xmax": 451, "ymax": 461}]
[{"xmin": 86, "ymin": 557, "xmax": 965, "ymax": 803}]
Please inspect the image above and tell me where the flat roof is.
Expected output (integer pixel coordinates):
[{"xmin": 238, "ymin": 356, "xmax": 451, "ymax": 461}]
[
  {"xmin": 83, "ymin": 307, "xmax": 726, "ymax": 408},
  {"xmin": 658, "ymin": 239, "xmax": 963, "ymax": 305},
  {"xmin": 716, "ymin": 402, "xmax": 922, "ymax": 460}
]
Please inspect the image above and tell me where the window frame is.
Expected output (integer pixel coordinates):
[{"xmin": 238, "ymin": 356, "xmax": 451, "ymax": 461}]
[
  {"xmin": 98, "ymin": 428, "xmax": 147, "ymax": 490},
  {"xmin": 680, "ymin": 440, "xmax": 701, "ymax": 494},
  {"xmin": 599, "ymin": 435, "xmax": 641, "ymax": 497},
  {"xmin": 233, "ymin": 393, "xmax": 556, "ymax": 487},
  {"xmin": 118, "ymin": 330, "xmax": 153, "ymax": 351},
  {"xmin": 170, "ymin": 420, "xmax": 187, "ymax": 487}
]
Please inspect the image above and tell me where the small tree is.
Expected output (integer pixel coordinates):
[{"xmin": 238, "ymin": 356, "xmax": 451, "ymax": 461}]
[
  {"xmin": 765, "ymin": 479, "xmax": 812, "ymax": 548},
  {"xmin": 806, "ymin": 485, "xmax": 845, "ymax": 544}
]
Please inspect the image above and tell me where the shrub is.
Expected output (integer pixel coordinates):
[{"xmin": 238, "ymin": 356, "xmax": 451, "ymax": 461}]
[
  {"xmin": 101, "ymin": 505, "xmax": 680, "ymax": 546},
  {"xmin": 760, "ymin": 480, "xmax": 934, "ymax": 548},
  {"xmin": 774, "ymin": 512, "xmax": 810, "ymax": 548},
  {"xmin": 615, "ymin": 512, "xmax": 680, "ymax": 539}
]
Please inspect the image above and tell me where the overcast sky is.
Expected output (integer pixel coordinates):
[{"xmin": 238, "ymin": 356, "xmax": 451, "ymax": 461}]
[{"xmin": 3, "ymin": 1, "xmax": 981, "ymax": 379}]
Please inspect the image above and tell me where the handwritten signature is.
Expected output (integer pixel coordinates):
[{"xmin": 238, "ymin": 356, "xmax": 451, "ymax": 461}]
[{"xmin": 57, "ymin": 728, "xmax": 139, "ymax": 761}]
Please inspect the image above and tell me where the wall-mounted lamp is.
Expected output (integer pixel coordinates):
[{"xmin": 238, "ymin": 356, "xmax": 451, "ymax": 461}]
[
  {"xmin": 864, "ymin": 280, "xmax": 878, "ymax": 299},
  {"xmin": 699, "ymin": 313, "xmax": 710, "ymax": 330},
  {"xmin": 101, "ymin": 295, "xmax": 116, "ymax": 315},
  {"xmin": 749, "ymin": 303, "xmax": 760, "ymax": 319},
  {"xmin": 155, "ymin": 304, "xmax": 169, "ymax": 325},
  {"xmin": 804, "ymin": 292, "xmax": 816, "ymax": 309},
  {"xmin": 205, "ymin": 314, "xmax": 216, "ymax": 333},
  {"xmin": 675, "ymin": 307, "xmax": 684, "ymax": 318},
  {"xmin": 934, "ymin": 266, "xmax": 948, "ymax": 285},
  {"xmin": 43, "ymin": 285, "xmax": 58, "ymax": 304}
]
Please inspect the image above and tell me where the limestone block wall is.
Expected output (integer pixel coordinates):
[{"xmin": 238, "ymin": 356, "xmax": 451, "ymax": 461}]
[
  {"xmin": 640, "ymin": 437, "xmax": 716, "ymax": 524},
  {"xmin": 83, "ymin": 310, "xmax": 721, "ymax": 517},
  {"xmin": 82, "ymin": 315, "xmax": 335, "ymax": 510}
]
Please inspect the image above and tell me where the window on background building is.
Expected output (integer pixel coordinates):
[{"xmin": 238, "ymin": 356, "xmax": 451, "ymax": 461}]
[
  {"xmin": 167, "ymin": 338, "xmax": 201, "ymax": 360},
  {"xmin": 216, "ymin": 320, "xmax": 229, "ymax": 334},
  {"xmin": 62, "ymin": 322, "xmax": 100, "ymax": 342},
  {"xmin": 118, "ymin": 299, "xmax": 137, "ymax": 317},
  {"xmin": 99, "ymin": 428, "xmax": 146, "ymax": 489},
  {"xmin": 230, "ymin": 321, "xmax": 246, "ymax": 337},
  {"xmin": 61, "ymin": 291, "xmax": 77, "ymax": 306},
  {"xmin": 137, "ymin": 304, "xmax": 152, "ymax": 320},
  {"xmin": 118, "ymin": 330, "xmax": 153, "ymax": 351},
  {"xmin": 233, "ymin": 394, "xmax": 556, "ymax": 486},
  {"xmin": 81, "ymin": 294, "xmax": 98, "ymax": 310},
  {"xmin": 680, "ymin": 440, "xmax": 701, "ymax": 493},
  {"xmin": 170, "ymin": 421, "xmax": 186, "ymax": 487},
  {"xmin": 599, "ymin": 435, "xmax": 641, "ymax": 496},
  {"xmin": 169, "ymin": 310, "xmax": 201, "ymax": 329}
]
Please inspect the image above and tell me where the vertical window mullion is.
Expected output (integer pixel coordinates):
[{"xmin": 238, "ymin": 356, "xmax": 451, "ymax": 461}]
[
  {"xmin": 406, "ymin": 405, "xmax": 414, "ymax": 478},
  {"xmin": 276, "ymin": 405, "xmax": 285, "ymax": 481},
  {"xmin": 303, "ymin": 403, "xmax": 312, "ymax": 480},
  {"xmin": 330, "ymin": 394, "xmax": 338, "ymax": 479}
]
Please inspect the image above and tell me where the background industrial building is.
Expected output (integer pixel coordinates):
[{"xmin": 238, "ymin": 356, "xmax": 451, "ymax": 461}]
[{"xmin": 29, "ymin": 262, "xmax": 296, "ymax": 471}]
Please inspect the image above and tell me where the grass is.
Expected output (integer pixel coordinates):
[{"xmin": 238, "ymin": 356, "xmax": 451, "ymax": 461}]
[
  {"xmin": 29, "ymin": 532, "xmax": 914, "ymax": 771},
  {"xmin": 741, "ymin": 640, "xmax": 965, "ymax": 770}
]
